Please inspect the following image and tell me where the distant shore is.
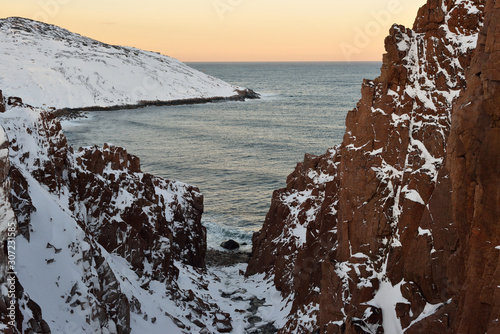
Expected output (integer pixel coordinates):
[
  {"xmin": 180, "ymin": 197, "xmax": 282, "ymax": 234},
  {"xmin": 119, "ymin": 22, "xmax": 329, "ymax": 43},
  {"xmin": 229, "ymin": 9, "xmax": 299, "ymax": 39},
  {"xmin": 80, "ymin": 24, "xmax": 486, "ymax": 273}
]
[{"xmin": 53, "ymin": 89, "xmax": 260, "ymax": 119}]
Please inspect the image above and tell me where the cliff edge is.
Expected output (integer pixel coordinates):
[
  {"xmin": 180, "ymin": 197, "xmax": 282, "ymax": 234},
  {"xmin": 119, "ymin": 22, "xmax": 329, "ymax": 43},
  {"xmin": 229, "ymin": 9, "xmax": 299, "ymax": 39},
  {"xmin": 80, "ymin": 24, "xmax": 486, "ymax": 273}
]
[{"xmin": 247, "ymin": 0, "xmax": 499, "ymax": 332}]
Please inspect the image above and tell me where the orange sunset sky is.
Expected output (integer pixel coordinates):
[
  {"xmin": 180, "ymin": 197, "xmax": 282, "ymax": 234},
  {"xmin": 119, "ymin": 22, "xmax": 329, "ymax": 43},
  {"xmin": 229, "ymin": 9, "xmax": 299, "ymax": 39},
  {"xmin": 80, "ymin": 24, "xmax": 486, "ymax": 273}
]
[{"xmin": 1, "ymin": 0, "xmax": 426, "ymax": 62}]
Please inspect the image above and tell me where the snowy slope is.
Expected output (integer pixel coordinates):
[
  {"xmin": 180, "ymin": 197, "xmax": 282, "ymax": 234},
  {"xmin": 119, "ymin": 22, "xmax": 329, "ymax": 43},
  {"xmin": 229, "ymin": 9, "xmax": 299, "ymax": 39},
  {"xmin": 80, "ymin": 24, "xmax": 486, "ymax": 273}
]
[
  {"xmin": 0, "ymin": 96, "xmax": 287, "ymax": 333},
  {"xmin": 0, "ymin": 17, "xmax": 253, "ymax": 110}
]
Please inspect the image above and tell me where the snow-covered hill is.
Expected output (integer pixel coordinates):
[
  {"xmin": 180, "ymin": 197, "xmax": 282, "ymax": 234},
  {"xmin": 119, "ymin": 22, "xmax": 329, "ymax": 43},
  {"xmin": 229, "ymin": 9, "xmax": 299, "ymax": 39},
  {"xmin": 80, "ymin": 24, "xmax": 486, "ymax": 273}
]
[{"xmin": 0, "ymin": 17, "xmax": 256, "ymax": 110}]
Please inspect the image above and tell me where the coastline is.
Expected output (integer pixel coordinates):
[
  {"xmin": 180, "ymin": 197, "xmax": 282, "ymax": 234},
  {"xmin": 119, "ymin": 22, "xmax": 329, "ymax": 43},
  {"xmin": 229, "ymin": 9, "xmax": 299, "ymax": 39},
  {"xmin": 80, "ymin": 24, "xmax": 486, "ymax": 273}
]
[{"xmin": 53, "ymin": 88, "xmax": 260, "ymax": 119}]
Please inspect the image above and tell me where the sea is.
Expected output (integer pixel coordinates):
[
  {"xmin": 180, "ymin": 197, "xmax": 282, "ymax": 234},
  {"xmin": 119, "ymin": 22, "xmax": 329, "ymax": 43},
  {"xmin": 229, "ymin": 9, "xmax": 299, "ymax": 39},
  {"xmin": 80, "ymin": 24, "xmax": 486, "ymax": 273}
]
[{"xmin": 61, "ymin": 62, "xmax": 381, "ymax": 251}]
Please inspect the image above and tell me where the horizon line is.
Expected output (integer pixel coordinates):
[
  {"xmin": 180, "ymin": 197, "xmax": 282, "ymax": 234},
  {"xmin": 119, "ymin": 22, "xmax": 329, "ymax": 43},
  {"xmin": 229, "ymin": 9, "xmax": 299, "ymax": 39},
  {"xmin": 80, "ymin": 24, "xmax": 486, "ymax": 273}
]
[{"xmin": 182, "ymin": 60, "xmax": 383, "ymax": 63}]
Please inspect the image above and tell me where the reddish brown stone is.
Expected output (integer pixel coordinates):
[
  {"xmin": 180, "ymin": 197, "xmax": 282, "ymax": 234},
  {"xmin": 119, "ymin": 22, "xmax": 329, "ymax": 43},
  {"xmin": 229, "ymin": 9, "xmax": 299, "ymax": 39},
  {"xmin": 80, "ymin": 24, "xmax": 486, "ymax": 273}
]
[{"xmin": 247, "ymin": 0, "xmax": 494, "ymax": 332}]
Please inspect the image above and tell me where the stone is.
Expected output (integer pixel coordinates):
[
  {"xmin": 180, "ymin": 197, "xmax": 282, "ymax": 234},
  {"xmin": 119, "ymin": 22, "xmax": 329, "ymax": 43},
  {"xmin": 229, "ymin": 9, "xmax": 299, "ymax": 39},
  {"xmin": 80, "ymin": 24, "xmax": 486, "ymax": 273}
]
[
  {"xmin": 0, "ymin": 90, "xmax": 4, "ymax": 113},
  {"xmin": 7, "ymin": 96, "xmax": 22, "ymax": 106},
  {"xmin": 220, "ymin": 239, "xmax": 240, "ymax": 250}
]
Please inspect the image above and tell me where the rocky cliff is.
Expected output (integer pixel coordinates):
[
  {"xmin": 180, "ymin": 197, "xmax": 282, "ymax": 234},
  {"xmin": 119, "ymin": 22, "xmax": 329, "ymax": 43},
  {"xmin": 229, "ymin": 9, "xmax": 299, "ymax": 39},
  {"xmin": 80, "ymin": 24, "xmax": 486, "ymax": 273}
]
[
  {"xmin": 248, "ymin": 0, "xmax": 498, "ymax": 332},
  {"xmin": 437, "ymin": 0, "xmax": 500, "ymax": 331},
  {"xmin": 0, "ymin": 94, "xmax": 239, "ymax": 333}
]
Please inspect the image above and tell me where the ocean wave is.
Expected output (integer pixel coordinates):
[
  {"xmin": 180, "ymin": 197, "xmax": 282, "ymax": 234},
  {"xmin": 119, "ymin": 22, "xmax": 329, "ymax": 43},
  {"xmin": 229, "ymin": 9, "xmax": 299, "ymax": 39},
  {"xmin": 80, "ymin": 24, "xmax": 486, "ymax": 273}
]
[{"xmin": 202, "ymin": 217, "xmax": 255, "ymax": 252}]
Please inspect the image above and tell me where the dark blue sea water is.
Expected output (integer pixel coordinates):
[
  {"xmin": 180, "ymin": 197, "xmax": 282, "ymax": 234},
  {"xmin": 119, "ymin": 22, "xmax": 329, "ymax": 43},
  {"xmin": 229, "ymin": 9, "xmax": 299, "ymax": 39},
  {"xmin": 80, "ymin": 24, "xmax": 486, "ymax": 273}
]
[{"xmin": 62, "ymin": 62, "xmax": 381, "ymax": 250}]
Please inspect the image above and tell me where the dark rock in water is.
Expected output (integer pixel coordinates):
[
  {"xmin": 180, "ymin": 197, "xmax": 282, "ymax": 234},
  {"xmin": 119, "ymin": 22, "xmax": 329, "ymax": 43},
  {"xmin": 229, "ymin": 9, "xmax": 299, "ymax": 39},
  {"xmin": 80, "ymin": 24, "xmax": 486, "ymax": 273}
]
[
  {"xmin": 220, "ymin": 239, "xmax": 240, "ymax": 250},
  {"xmin": 241, "ymin": 88, "xmax": 261, "ymax": 99}
]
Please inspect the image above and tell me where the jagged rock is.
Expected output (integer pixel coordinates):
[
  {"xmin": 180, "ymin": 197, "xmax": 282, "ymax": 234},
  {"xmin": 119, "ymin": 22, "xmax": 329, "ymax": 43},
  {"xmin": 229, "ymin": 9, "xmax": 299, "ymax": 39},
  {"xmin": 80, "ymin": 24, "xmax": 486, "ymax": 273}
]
[
  {"xmin": 247, "ymin": 0, "xmax": 493, "ymax": 332},
  {"xmin": 220, "ymin": 240, "xmax": 240, "ymax": 250},
  {"xmin": 0, "ymin": 90, "xmax": 5, "ymax": 113},
  {"xmin": 0, "ymin": 98, "xmax": 236, "ymax": 332},
  {"xmin": 421, "ymin": 0, "xmax": 500, "ymax": 332},
  {"xmin": 9, "ymin": 167, "xmax": 35, "ymax": 241},
  {"xmin": 6, "ymin": 97, "xmax": 22, "ymax": 107}
]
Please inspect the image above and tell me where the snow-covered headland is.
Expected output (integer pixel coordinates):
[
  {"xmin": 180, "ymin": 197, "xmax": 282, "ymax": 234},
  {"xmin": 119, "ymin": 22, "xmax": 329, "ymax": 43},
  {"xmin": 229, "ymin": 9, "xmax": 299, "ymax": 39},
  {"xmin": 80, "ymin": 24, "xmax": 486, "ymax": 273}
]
[{"xmin": 0, "ymin": 17, "xmax": 258, "ymax": 112}]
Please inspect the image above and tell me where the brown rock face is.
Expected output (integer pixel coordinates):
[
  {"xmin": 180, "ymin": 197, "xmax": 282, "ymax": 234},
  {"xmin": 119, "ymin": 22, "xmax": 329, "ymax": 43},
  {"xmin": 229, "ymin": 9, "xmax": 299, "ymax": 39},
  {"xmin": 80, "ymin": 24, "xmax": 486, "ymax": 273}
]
[
  {"xmin": 439, "ymin": 0, "xmax": 500, "ymax": 331},
  {"xmin": 247, "ymin": 0, "xmax": 495, "ymax": 332}
]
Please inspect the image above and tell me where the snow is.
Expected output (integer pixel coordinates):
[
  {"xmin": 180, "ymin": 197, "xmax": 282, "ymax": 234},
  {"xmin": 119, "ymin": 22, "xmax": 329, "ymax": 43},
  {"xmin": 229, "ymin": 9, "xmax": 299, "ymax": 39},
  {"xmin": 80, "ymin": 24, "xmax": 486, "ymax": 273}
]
[
  {"xmin": 308, "ymin": 170, "xmax": 335, "ymax": 184},
  {"xmin": 403, "ymin": 299, "xmax": 451, "ymax": 332},
  {"xmin": 0, "ymin": 101, "xmax": 290, "ymax": 333},
  {"xmin": 418, "ymin": 227, "xmax": 432, "ymax": 237},
  {"xmin": 369, "ymin": 147, "xmax": 383, "ymax": 156},
  {"xmin": 15, "ymin": 170, "xmax": 275, "ymax": 333},
  {"xmin": 0, "ymin": 126, "xmax": 15, "ymax": 233},
  {"xmin": 367, "ymin": 280, "xmax": 408, "ymax": 334},
  {"xmin": 191, "ymin": 264, "xmax": 292, "ymax": 332},
  {"xmin": 291, "ymin": 223, "xmax": 308, "ymax": 245},
  {"xmin": 0, "ymin": 184, "xmax": 14, "ymax": 235},
  {"xmin": 0, "ymin": 17, "xmax": 248, "ymax": 110},
  {"xmin": 372, "ymin": 107, "xmax": 388, "ymax": 115},
  {"xmin": 15, "ymin": 174, "xmax": 120, "ymax": 333},
  {"xmin": 277, "ymin": 189, "xmax": 317, "ymax": 248},
  {"xmin": 287, "ymin": 302, "xmax": 319, "ymax": 332},
  {"xmin": 346, "ymin": 141, "xmax": 370, "ymax": 151},
  {"xmin": 402, "ymin": 186, "xmax": 425, "ymax": 205},
  {"xmin": 410, "ymin": 138, "xmax": 442, "ymax": 178},
  {"xmin": 391, "ymin": 113, "xmax": 411, "ymax": 126},
  {"xmin": 0, "ymin": 126, "xmax": 6, "ymax": 146}
]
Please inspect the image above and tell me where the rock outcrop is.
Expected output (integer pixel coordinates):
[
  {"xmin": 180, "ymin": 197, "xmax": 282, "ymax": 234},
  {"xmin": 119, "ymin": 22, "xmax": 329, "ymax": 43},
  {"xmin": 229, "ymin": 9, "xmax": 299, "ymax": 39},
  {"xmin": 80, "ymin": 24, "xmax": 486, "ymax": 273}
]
[
  {"xmin": 0, "ymin": 97, "xmax": 234, "ymax": 333},
  {"xmin": 431, "ymin": 0, "xmax": 500, "ymax": 331},
  {"xmin": 247, "ymin": 0, "xmax": 498, "ymax": 332}
]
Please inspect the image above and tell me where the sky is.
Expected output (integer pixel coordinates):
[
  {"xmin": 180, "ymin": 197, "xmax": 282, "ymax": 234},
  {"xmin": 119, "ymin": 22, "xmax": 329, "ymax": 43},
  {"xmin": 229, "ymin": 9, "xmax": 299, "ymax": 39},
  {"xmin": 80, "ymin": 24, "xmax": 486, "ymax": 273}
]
[{"xmin": 1, "ymin": 0, "xmax": 426, "ymax": 62}]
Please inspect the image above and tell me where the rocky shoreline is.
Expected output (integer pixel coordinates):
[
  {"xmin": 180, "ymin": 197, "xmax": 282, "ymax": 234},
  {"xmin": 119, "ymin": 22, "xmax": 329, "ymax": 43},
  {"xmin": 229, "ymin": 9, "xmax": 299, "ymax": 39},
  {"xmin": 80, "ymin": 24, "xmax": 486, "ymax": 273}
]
[
  {"xmin": 205, "ymin": 249, "xmax": 252, "ymax": 267},
  {"xmin": 53, "ymin": 88, "xmax": 260, "ymax": 119}
]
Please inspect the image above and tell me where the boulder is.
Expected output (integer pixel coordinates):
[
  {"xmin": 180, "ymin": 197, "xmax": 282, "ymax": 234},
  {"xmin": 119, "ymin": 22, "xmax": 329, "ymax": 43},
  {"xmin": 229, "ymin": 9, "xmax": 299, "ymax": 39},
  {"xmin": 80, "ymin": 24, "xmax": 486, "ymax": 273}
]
[{"xmin": 220, "ymin": 240, "xmax": 240, "ymax": 250}]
